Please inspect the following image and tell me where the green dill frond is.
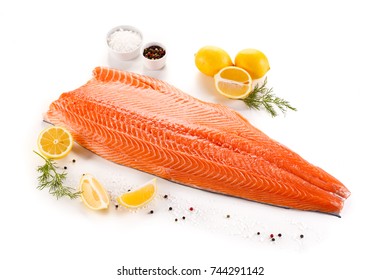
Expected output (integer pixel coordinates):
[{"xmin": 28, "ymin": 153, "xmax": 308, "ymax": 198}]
[
  {"xmin": 34, "ymin": 150, "xmax": 81, "ymax": 199},
  {"xmin": 242, "ymin": 77, "xmax": 297, "ymax": 117}
]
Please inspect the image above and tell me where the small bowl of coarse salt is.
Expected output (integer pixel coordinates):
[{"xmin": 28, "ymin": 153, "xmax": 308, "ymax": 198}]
[{"xmin": 106, "ymin": 25, "xmax": 143, "ymax": 61}]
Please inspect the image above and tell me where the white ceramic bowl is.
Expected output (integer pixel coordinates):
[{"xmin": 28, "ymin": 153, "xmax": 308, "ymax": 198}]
[
  {"xmin": 106, "ymin": 25, "xmax": 143, "ymax": 61},
  {"xmin": 141, "ymin": 42, "xmax": 167, "ymax": 70}
]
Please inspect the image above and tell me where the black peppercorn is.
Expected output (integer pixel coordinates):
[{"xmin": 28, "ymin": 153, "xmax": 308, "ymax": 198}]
[{"xmin": 143, "ymin": 45, "xmax": 166, "ymax": 60}]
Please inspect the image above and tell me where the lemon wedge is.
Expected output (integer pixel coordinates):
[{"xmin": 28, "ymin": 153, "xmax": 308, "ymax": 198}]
[
  {"xmin": 79, "ymin": 174, "xmax": 110, "ymax": 210},
  {"xmin": 117, "ymin": 178, "xmax": 157, "ymax": 208}
]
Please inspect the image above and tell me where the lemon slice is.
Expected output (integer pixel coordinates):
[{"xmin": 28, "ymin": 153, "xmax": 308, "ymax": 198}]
[
  {"xmin": 37, "ymin": 126, "xmax": 73, "ymax": 159},
  {"xmin": 117, "ymin": 178, "xmax": 157, "ymax": 208},
  {"xmin": 214, "ymin": 66, "xmax": 252, "ymax": 99},
  {"xmin": 79, "ymin": 174, "xmax": 110, "ymax": 210}
]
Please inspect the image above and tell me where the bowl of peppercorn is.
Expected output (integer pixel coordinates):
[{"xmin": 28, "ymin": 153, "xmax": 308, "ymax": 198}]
[{"xmin": 142, "ymin": 42, "xmax": 167, "ymax": 70}]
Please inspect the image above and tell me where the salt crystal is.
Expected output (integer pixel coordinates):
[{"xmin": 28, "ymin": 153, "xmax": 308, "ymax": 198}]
[{"xmin": 108, "ymin": 29, "xmax": 141, "ymax": 52}]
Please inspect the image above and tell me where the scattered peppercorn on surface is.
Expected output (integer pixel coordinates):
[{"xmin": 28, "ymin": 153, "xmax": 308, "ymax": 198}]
[
  {"xmin": 33, "ymin": 25, "xmax": 334, "ymax": 252},
  {"xmin": 40, "ymin": 135, "xmax": 320, "ymax": 250}
]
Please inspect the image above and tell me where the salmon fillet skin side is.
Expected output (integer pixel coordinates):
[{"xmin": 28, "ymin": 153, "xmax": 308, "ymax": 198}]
[{"xmin": 44, "ymin": 66, "xmax": 350, "ymax": 216}]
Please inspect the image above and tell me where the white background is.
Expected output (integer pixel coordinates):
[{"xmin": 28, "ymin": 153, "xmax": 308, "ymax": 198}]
[{"xmin": 1, "ymin": 0, "xmax": 380, "ymax": 279}]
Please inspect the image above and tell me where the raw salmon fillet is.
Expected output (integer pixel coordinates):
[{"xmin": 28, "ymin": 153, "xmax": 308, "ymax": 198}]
[{"xmin": 45, "ymin": 67, "xmax": 350, "ymax": 216}]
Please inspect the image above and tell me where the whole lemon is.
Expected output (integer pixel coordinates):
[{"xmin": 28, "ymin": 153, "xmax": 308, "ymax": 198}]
[
  {"xmin": 234, "ymin": 49, "xmax": 270, "ymax": 79},
  {"xmin": 195, "ymin": 46, "xmax": 233, "ymax": 77}
]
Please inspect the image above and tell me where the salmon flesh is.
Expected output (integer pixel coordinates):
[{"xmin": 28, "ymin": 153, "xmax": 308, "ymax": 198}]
[{"xmin": 45, "ymin": 67, "xmax": 350, "ymax": 216}]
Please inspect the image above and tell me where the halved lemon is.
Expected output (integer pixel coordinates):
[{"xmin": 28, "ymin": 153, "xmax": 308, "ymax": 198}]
[
  {"xmin": 117, "ymin": 178, "xmax": 157, "ymax": 208},
  {"xmin": 214, "ymin": 66, "xmax": 253, "ymax": 99},
  {"xmin": 79, "ymin": 174, "xmax": 110, "ymax": 210},
  {"xmin": 37, "ymin": 126, "xmax": 73, "ymax": 159}
]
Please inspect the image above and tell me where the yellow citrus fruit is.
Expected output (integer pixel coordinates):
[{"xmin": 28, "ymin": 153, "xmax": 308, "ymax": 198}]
[
  {"xmin": 195, "ymin": 46, "xmax": 233, "ymax": 77},
  {"xmin": 79, "ymin": 174, "xmax": 110, "ymax": 210},
  {"xmin": 234, "ymin": 48, "xmax": 270, "ymax": 79},
  {"xmin": 117, "ymin": 178, "xmax": 157, "ymax": 208},
  {"xmin": 37, "ymin": 126, "xmax": 73, "ymax": 159},
  {"xmin": 214, "ymin": 66, "xmax": 252, "ymax": 99}
]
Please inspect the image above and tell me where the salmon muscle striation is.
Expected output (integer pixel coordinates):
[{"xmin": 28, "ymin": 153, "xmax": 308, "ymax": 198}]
[{"xmin": 45, "ymin": 67, "xmax": 350, "ymax": 216}]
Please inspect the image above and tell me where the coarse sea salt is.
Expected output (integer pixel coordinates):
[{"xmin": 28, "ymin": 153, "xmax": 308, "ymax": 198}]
[{"xmin": 108, "ymin": 29, "xmax": 141, "ymax": 52}]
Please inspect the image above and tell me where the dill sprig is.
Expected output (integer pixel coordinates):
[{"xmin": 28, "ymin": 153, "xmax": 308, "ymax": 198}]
[
  {"xmin": 34, "ymin": 150, "xmax": 81, "ymax": 199},
  {"xmin": 242, "ymin": 77, "xmax": 297, "ymax": 117}
]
